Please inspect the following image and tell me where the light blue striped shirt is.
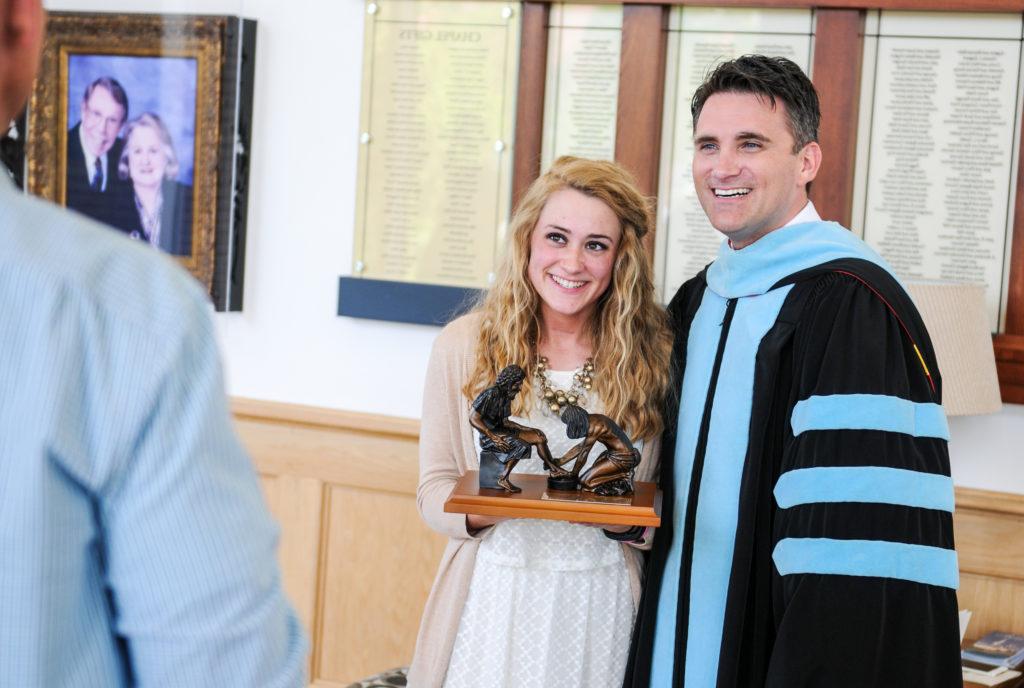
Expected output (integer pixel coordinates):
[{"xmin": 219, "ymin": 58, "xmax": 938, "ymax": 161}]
[{"xmin": 0, "ymin": 177, "xmax": 307, "ymax": 686}]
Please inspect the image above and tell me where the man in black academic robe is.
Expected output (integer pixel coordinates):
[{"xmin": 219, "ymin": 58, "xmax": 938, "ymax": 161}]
[{"xmin": 625, "ymin": 55, "xmax": 961, "ymax": 687}]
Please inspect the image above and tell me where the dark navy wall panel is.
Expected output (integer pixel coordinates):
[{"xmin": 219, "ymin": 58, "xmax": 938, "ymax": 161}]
[{"xmin": 337, "ymin": 277, "xmax": 482, "ymax": 327}]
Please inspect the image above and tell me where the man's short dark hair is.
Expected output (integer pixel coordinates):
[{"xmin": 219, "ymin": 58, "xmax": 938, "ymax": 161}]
[
  {"xmin": 691, "ymin": 55, "xmax": 819, "ymax": 153},
  {"xmin": 83, "ymin": 76, "xmax": 129, "ymax": 122}
]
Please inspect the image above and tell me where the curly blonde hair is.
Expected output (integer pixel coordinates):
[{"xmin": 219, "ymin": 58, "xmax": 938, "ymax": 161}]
[{"xmin": 463, "ymin": 156, "xmax": 672, "ymax": 440}]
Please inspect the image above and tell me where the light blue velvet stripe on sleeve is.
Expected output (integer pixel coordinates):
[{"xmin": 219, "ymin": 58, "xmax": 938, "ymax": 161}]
[
  {"xmin": 773, "ymin": 537, "xmax": 959, "ymax": 589},
  {"xmin": 791, "ymin": 394, "xmax": 949, "ymax": 440},
  {"xmin": 774, "ymin": 466, "xmax": 954, "ymax": 512}
]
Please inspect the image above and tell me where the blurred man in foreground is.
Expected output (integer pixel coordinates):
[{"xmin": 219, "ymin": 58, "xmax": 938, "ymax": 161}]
[{"xmin": 0, "ymin": 1, "xmax": 307, "ymax": 685}]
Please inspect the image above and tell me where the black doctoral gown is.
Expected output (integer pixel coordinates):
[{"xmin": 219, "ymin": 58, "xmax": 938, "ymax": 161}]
[{"xmin": 625, "ymin": 220, "xmax": 962, "ymax": 687}]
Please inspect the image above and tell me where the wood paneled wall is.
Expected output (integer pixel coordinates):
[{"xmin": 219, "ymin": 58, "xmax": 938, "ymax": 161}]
[
  {"xmin": 615, "ymin": 4, "xmax": 670, "ymax": 203},
  {"xmin": 954, "ymin": 489, "xmax": 1024, "ymax": 640},
  {"xmin": 232, "ymin": 399, "xmax": 446, "ymax": 687},
  {"xmin": 808, "ymin": 8, "xmax": 864, "ymax": 229},
  {"xmin": 233, "ymin": 398, "xmax": 1024, "ymax": 685}
]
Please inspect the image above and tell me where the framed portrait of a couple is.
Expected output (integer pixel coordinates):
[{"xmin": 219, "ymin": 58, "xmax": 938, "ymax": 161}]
[{"xmin": 25, "ymin": 12, "xmax": 256, "ymax": 311}]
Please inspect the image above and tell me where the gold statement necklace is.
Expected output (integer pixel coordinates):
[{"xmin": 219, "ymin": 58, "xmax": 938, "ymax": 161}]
[{"xmin": 533, "ymin": 356, "xmax": 595, "ymax": 415}]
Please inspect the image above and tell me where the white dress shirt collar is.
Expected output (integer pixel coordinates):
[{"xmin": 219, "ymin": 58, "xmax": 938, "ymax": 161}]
[{"xmin": 783, "ymin": 200, "xmax": 821, "ymax": 227}]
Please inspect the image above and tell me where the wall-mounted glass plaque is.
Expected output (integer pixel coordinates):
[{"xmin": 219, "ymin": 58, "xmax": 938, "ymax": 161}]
[
  {"xmin": 655, "ymin": 7, "xmax": 814, "ymax": 301},
  {"xmin": 852, "ymin": 11, "xmax": 1023, "ymax": 332},
  {"xmin": 541, "ymin": 4, "xmax": 623, "ymax": 169},
  {"xmin": 351, "ymin": 0, "xmax": 519, "ymax": 291}
]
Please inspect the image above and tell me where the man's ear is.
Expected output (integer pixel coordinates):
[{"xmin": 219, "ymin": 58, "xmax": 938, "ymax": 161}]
[
  {"xmin": 798, "ymin": 141, "xmax": 822, "ymax": 187},
  {"xmin": 2, "ymin": 0, "xmax": 42, "ymax": 43}
]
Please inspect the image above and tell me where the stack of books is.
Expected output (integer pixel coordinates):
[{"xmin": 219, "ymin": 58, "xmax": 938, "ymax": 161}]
[{"xmin": 963, "ymin": 632, "xmax": 1024, "ymax": 686}]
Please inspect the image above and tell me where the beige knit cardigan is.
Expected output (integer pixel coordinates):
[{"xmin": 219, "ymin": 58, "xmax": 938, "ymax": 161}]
[{"xmin": 407, "ymin": 313, "xmax": 662, "ymax": 687}]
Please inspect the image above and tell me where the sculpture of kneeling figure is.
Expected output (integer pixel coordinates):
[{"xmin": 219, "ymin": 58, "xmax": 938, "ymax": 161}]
[{"xmin": 558, "ymin": 404, "xmax": 640, "ymax": 496}]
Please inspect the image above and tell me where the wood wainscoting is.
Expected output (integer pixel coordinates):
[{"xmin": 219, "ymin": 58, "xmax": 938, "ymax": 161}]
[
  {"xmin": 232, "ymin": 398, "xmax": 1024, "ymax": 686},
  {"xmin": 954, "ymin": 489, "xmax": 1024, "ymax": 639},
  {"xmin": 231, "ymin": 398, "xmax": 447, "ymax": 687}
]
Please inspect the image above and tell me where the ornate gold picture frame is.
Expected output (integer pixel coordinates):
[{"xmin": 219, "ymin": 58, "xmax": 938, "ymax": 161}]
[{"xmin": 26, "ymin": 12, "xmax": 256, "ymax": 311}]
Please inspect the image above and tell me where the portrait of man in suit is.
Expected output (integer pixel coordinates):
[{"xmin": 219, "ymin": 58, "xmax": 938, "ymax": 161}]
[{"xmin": 66, "ymin": 76, "xmax": 128, "ymax": 224}]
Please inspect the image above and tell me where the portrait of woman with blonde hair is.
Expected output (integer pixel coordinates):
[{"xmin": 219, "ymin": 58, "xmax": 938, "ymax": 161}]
[
  {"xmin": 409, "ymin": 156, "xmax": 673, "ymax": 687},
  {"xmin": 107, "ymin": 112, "xmax": 193, "ymax": 256}
]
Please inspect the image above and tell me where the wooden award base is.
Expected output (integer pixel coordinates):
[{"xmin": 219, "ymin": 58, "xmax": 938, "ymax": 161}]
[{"xmin": 444, "ymin": 470, "xmax": 662, "ymax": 527}]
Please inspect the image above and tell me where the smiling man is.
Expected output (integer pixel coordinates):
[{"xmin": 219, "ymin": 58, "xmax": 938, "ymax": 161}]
[
  {"xmin": 624, "ymin": 56, "xmax": 962, "ymax": 687},
  {"xmin": 66, "ymin": 75, "xmax": 128, "ymax": 223}
]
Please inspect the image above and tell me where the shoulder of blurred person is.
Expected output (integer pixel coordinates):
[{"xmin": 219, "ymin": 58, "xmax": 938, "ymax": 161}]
[
  {"xmin": 0, "ymin": 174, "xmax": 308, "ymax": 686},
  {"xmin": 0, "ymin": 174, "xmax": 204, "ymax": 344}
]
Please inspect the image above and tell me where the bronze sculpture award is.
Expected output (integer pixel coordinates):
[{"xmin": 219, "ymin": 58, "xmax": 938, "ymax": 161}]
[
  {"xmin": 469, "ymin": 364, "xmax": 638, "ymax": 496},
  {"xmin": 445, "ymin": 364, "xmax": 661, "ymax": 527}
]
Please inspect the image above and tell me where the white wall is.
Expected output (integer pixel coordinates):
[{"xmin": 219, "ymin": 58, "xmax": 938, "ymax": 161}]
[
  {"xmin": 44, "ymin": 0, "xmax": 1024, "ymax": 494},
  {"xmin": 948, "ymin": 406, "xmax": 1024, "ymax": 492}
]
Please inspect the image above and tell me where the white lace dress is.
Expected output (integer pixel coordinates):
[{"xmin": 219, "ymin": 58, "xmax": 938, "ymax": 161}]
[{"xmin": 444, "ymin": 370, "xmax": 637, "ymax": 688}]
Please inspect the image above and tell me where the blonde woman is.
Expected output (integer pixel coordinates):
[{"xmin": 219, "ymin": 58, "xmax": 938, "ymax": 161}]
[{"xmin": 410, "ymin": 157, "xmax": 673, "ymax": 687}]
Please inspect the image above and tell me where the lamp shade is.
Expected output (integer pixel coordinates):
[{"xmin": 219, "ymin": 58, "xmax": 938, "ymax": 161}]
[{"xmin": 904, "ymin": 282, "xmax": 1002, "ymax": 417}]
